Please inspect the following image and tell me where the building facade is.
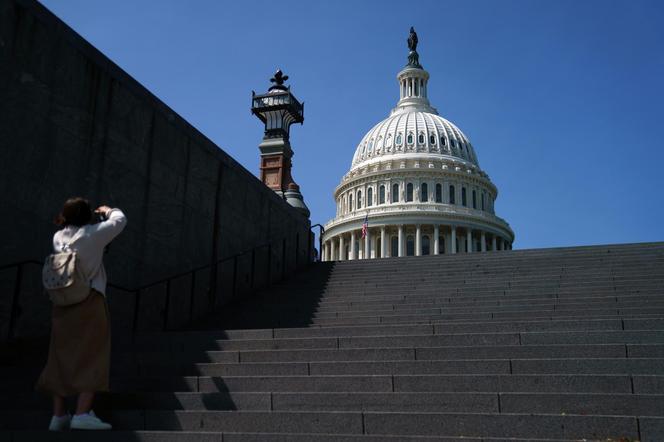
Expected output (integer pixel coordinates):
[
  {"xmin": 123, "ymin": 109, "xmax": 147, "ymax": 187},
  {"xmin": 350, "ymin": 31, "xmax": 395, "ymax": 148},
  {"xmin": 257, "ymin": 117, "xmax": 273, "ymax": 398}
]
[{"xmin": 321, "ymin": 31, "xmax": 514, "ymax": 261}]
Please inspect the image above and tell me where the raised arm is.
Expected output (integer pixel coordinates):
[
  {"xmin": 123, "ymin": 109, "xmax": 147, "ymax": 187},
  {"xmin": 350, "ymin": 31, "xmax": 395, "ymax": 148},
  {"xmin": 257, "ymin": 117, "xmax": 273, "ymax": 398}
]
[{"xmin": 90, "ymin": 207, "xmax": 127, "ymax": 246}]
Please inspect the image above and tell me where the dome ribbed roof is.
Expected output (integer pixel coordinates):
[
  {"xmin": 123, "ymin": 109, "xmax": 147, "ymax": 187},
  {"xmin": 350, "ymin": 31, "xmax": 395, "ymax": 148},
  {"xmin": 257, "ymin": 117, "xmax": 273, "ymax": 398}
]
[{"xmin": 350, "ymin": 110, "xmax": 478, "ymax": 170}]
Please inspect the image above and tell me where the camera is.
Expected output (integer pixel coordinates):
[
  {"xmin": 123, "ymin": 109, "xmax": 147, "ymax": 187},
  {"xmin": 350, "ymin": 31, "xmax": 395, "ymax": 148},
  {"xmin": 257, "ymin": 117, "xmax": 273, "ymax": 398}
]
[{"xmin": 91, "ymin": 211, "xmax": 108, "ymax": 224}]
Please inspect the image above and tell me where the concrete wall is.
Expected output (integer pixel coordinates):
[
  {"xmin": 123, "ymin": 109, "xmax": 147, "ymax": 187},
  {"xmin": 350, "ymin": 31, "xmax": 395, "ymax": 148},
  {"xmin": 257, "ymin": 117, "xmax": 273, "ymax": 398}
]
[{"xmin": 0, "ymin": 0, "xmax": 312, "ymax": 343}]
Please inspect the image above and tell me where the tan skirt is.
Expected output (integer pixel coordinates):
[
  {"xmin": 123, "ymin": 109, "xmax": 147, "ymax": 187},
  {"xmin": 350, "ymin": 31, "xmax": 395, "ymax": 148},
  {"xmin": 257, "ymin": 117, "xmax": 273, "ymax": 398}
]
[{"xmin": 36, "ymin": 290, "xmax": 111, "ymax": 396}]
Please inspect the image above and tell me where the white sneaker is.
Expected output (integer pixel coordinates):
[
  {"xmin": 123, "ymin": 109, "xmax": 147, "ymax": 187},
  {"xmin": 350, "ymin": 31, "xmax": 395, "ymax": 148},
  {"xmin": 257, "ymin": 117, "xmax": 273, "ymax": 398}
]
[
  {"xmin": 70, "ymin": 411, "xmax": 112, "ymax": 430},
  {"xmin": 48, "ymin": 414, "xmax": 71, "ymax": 431}
]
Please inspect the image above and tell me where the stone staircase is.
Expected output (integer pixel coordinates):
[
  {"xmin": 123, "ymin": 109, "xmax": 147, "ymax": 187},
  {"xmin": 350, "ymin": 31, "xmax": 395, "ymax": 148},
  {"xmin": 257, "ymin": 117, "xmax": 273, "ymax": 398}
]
[{"xmin": 2, "ymin": 242, "xmax": 664, "ymax": 441}]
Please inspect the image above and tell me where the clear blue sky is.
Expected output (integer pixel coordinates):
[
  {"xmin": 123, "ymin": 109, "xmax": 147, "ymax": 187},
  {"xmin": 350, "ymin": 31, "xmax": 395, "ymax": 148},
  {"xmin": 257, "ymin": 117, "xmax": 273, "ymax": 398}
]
[{"xmin": 40, "ymin": 0, "xmax": 664, "ymax": 249}]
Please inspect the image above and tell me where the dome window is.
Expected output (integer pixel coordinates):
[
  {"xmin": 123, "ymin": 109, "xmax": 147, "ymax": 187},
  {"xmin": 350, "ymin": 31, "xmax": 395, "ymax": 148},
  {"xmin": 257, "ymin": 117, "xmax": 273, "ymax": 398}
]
[
  {"xmin": 392, "ymin": 183, "xmax": 399, "ymax": 203},
  {"xmin": 430, "ymin": 134, "xmax": 436, "ymax": 145},
  {"xmin": 379, "ymin": 185, "xmax": 386, "ymax": 204},
  {"xmin": 472, "ymin": 190, "xmax": 477, "ymax": 209},
  {"xmin": 422, "ymin": 236, "xmax": 430, "ymax": 255},
  {"xmin": 435, "ymin": 184, "xmax": 442, "ymax": 203},
  {"xmin": 451, "ymin": 139, "xmax": 456, "ymax": 148},
  {"xmin": 406, "ymin": 235, "xmax": 415, "ymax": 256},
  {"xmin": 368, "ymin": 139, "xmax": 374, "ymax": 152},
  {"xmin": 449, "ymin": 185, "xmax": 456, "ymax": 204},
  {"xmin": 441, "ymin": 137, "xmax": 446, "ymax": 146},
  {"xmin": 407, "ymin": 133, "xmax": 414, "ymax": 145},
  {"xmin": 396, "ymin": 133, "xmax": 403, "ymax": 146},
  {"xmin": 406, "ymin": 183, "xmax": 414, "ymax": 202},
  {"xmin": 357, "ymin": 190, "xmax": 362, "ymax": 209},
  {"xmin": 349, "ymin": 194, "xmax": 353, "ymax": 211},
  {"xmin": 367, "ymin": 187, "xmax": 373, "ymax": 207},
  {"xmin": 462, "ymin": 187, "xmax": 467, "ymax": 207},
  {"xmin": 418, "ymin": 133, "xmax": 425, "ymax": 144},
  {"xmin": 421, "ymin": 183, "xmax": 428, "ymax": 202}
]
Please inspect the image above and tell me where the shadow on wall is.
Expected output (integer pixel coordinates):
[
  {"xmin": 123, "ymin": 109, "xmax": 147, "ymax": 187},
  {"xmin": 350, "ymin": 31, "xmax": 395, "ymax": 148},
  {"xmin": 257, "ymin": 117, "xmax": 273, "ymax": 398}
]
[{"xmin": 0, "ymin": 230, "xmax": 313, "ymax": 344}]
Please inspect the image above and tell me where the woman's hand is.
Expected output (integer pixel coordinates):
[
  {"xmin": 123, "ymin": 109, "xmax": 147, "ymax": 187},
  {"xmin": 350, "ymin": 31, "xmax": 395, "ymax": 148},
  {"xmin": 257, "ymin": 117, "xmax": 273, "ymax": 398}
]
[{"xmin": 95, "ymin": 205, "xmax": 112, "ymax": 217}]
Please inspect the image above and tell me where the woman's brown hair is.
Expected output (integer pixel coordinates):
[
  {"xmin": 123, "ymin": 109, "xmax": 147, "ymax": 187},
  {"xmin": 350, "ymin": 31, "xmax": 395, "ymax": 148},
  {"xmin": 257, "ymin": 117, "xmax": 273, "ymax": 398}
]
[{"xmin": 54, "ymin": 197, "xmax": 92, "ymax": 227}]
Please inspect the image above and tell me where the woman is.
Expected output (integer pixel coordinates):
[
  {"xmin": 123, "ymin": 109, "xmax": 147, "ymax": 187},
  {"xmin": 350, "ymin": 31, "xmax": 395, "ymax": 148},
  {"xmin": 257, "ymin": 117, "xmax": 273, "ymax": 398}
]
[{"xmin": 36, "ymin": 197, "xmax": 127, "ymax": 431}]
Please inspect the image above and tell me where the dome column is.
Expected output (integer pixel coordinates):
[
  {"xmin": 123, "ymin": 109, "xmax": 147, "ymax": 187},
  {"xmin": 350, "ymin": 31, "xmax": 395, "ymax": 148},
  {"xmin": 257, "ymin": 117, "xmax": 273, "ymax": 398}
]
[
  {"xmin": 398, "ymin": 225, "xmax": 404, "ymax": 257},
  {"xmin": 492, "ymin": 235, "xmax": 497, "ymax": 252},
  {"xmin": 467, "ymin": 229, "xmax": 473, "ymax": 253},
  {"xmin": 350, "ymin": 231, "xmax": 356, "ymax": 260},
  {"xmin": 339, "ymin": 236, "xmax": 345, "ymax": 261},
  {"xmin": 365, "ymin": 228, "xmax": 371, "ymax": 260},
  {"xmin": 415, "ymin": 225, "xmax": 422, "ymax": 256},
  {"xmin": 451, "ymin": 226, "xmax": 457, "ymax": 254},
  {"xmin": 330, "ymin": 238, "xmax": 337, "ymax": 261},
  {"xmin": 380, "ymin": 227, "xmax": 387, "ymax": 258},
  {"xmin": 481, "ymin": 231, "xmax": 487, "ymax": 252},
  {"xmin": 433, "ymin": 225, "xmax": 440, "ymax": 255}
]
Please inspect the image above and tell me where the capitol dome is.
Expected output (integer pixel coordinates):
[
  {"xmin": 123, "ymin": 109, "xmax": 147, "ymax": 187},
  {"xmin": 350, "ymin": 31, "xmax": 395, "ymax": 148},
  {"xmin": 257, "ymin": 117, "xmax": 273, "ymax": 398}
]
[
  {"xmin": 351, "ymin": 111, "xmax": 479, "ymax": 170},
  {"xmin": 321, "ymin": 29, "xmax": 514, "ymax": 261}
]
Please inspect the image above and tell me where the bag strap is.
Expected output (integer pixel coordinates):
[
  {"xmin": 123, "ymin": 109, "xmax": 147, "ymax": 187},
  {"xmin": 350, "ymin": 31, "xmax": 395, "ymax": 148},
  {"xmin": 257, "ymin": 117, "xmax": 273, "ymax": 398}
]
[{"xmin": 61, "ymin": 227, "xmax": 86, "ymax": 252}]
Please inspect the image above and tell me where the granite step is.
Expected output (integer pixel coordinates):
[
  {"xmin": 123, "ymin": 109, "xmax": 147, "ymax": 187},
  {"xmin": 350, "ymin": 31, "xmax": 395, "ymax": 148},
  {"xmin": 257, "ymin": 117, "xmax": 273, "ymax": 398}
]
[
  {"xmin": 0, "ymin": 410, "xmax": 653, "ymax": 440},
  {"xmin": 6, "ymin": 391, "xmax": 664, "ymax": 416},
  {"xmin": 0, "ymin": 430, "xmax": 590, "ymax": 442},
  {"xmin": 5, "ymin": 373, "xmax": 660, "ymax": 395}
]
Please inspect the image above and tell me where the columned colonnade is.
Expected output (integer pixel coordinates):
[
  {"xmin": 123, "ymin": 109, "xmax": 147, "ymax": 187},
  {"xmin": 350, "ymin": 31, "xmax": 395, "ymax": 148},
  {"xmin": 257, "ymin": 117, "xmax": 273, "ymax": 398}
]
[{"xmin": 322, "ymin": 224, "xmax": 512, "ymax": 261}]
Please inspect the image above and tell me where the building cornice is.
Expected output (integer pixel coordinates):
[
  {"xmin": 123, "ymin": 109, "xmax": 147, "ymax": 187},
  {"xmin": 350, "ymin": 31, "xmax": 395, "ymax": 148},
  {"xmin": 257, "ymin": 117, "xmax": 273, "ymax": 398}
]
[
  {"xmin": 333, "ymin": 165, "xmax": 498, "ymax": 199},
  {"xmin": 323, "ymin": 204, "xmax": 514, "ymax": 241}
]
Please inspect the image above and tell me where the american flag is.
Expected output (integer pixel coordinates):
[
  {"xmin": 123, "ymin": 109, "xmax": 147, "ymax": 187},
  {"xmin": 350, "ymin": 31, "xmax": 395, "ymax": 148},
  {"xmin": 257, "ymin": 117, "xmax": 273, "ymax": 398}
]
[{"xmin": 361, "ymin": 214, "xmax": 369, "ymax": 238}]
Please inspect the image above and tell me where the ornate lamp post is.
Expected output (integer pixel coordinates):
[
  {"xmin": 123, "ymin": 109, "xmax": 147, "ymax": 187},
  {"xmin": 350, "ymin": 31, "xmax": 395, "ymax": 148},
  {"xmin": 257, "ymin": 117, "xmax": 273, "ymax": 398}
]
[{"xmin": 251, "ymin": 69, "xmax": 309, "ymax": 217}]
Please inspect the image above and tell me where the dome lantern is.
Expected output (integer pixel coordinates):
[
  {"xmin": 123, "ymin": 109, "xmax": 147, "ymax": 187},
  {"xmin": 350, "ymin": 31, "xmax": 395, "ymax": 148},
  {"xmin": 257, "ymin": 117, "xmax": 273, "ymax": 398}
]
[{"xmin": 393, "ymin": 28, "xmax": 437, "ymax": 115}]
